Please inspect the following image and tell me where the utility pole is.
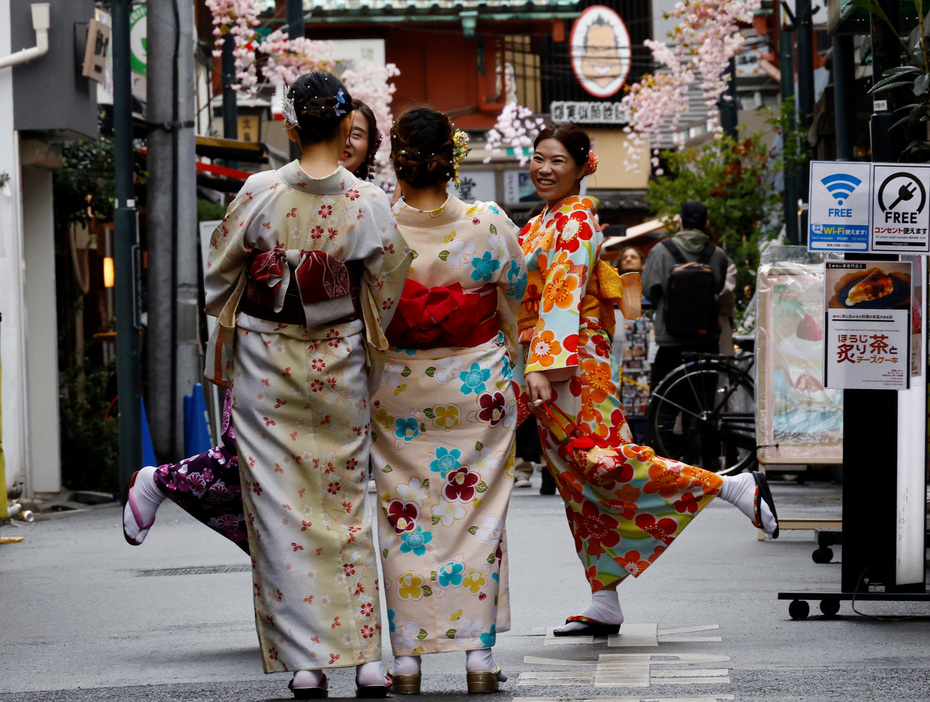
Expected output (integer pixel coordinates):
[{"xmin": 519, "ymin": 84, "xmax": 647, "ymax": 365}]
[
  {"xmin": 831, "ymin": 33, "xmax": 856, "ymax": 161},
  {"xmin": 795, "ymin": 0, "xmax": 814, "ymax": 245},
  {"xmin": 287, "ymin": 0, "xmax": 304, "ymax": 161},
  {"xmin": 147, "ymin": 0, "xmax": 200, "ymax": 459},
  {"xmin": 779, "ymin": 1, "xmax": 799, "ymax": 244},
  {"xmin": 111, "ymin": 0, "xmax": 142, "ymax": 496},
  {"xmin": 719, "ymin": 58, "xmax": 739, "ymax": 139},
  {"xmin": 841, "ymin": 0, "xmax": 904, "ymax": 595},
  {"xmin": 222, "ymin": 34, "xmax": 238, "ymax": 145}
]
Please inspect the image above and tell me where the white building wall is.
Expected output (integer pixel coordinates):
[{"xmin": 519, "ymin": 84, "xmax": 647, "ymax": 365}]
[
  {"xmin": 0, "ymin": 0, "xmax": 30, "ymax": 495},
  {"xmin": 21, "ymin": 165, "xmax": 60, "ymax": 494}
]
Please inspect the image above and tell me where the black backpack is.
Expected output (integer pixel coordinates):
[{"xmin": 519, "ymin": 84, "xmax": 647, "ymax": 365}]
[{"xmin": 660, "ymin": 238, "xmax": 719, "ymax": 338}]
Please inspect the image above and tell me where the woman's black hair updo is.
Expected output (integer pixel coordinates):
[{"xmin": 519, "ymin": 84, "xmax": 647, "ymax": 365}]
[
  {"xmin": 390, "ymin": 106, "xmax": 456, "ymax": 188},
  {"xmin": 533, "ymin": 122, "xmax": 591, "ymax": 169},
  {"xmin": 286, "ymin": 71, "xmax": 353, "ymax": 145}
]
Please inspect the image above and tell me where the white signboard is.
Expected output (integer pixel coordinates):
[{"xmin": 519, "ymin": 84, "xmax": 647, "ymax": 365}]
[
  {"xmin": 449, "ymin": 170, "xmax": 496, "ymax": 203},
  {"xmin": 824, "ymin": 261, "xmax": 912, "ymax": 390},
  {"xmin": 808, "ymin": 161, "xmax": 872, "ymax": 251},
  {"xmin": 870, "ymin": 165, "xmax": 930, "ymax": 253}
]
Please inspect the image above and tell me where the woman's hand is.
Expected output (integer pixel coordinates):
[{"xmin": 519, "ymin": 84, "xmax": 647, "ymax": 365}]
[{"xmin": 525, "ymin": 371, "xmax": 552, "ymax": 405}]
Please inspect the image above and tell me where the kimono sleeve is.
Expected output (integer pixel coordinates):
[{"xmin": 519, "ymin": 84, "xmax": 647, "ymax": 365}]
[
  {"xmin": 358, "ymin": 186, "xmax": 413, "ymax": 351},
  {"xmin": 203, "ymin": 177, "xmax": 264, "ymax": 317},
  {"xmin": 493, "ymin": 210, "xmax": 527, "ymax": 359},
  {"xmin": 524, "ymin": 210, "xmax": 597, "ymax": 374}
]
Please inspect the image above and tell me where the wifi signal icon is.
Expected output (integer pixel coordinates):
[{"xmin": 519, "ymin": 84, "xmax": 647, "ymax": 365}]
[{"xmin": 821, "ymin": 173, "xmax": 862, "ymax": 206}]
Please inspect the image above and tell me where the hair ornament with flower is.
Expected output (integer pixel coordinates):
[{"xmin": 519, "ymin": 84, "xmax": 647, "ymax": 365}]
[
  {"xmin": 281, "ymin": 90, "xmax": 298, "ymax": 129},
  {"xmin": 451, "ymin": 128, "xmax": 470, "ymax": 186},
  {"xmin": 333, "ymin": 88, "xmax": 348, "ymax": 117},
  {"xmin": 584, "ymin": 150, "xmax": 598, "ymax": 177}
]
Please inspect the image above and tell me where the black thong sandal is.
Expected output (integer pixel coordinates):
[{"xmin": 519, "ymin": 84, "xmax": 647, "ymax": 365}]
[
  {"xmin": 752, "ymin": 471, "xmax": 780, "ymax": 539},
  {"xmin": 552, "ymin": 615, "xmax": 621, "ymax": 637}
]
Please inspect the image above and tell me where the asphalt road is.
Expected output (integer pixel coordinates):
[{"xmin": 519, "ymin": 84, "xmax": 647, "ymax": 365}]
[{"xmin": 2, "ymin": 474, "xmax": 929, "ymax": 701}]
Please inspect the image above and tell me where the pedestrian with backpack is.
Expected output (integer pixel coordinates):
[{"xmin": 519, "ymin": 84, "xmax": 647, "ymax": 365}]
[{"xmin": 642, "ymin": 200, "xmax": 733, "ymax": 389}]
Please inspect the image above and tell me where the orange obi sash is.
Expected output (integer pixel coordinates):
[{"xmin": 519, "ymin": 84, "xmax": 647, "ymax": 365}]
[
  {"xmin": 518, "ymin": 260, "xmax": 622, "ymax": 341},
  {"xmin": 386, "ymin": 280, "xmax": 498, "ymax": 349}
]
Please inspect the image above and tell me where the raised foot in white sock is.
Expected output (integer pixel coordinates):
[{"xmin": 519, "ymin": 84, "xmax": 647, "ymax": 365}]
[
  {"xmin": 720, "ymin": 472, "xmax": 777, "ymax": 535},
  {"xmin": 122, "ymin": 466, "xmax": 166, "ymax": 545},
  {"xmin": 553, "ymin": 589, "xmax": 624, "ymax": 634}
]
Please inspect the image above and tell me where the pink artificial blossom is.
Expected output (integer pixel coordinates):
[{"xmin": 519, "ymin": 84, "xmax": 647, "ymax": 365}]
[{"xmin": 621, "ymin": 0, "xmax": 760, "ymax": 171}]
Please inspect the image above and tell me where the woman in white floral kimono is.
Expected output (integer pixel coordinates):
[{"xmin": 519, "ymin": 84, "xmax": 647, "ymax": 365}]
[
  {"xmin": 371, "ymin": 107, "xmax": 527, "ymax": 695},
  {"xmin": 204, "ymin": 72, "xmax": 412, "ymax": 699}
]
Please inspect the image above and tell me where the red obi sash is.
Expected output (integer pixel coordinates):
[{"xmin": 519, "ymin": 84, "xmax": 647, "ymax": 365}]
[
  {"xmin": 243, "ymin": 248, "xmax": 360, "ymax": 325},
  {"xmin": 386, "ymin": 280, "xmax": 498, "ymax": 349}
]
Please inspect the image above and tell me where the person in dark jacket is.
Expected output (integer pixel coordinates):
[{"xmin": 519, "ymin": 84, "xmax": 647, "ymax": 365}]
[{"xmin": 641, "ymin": 200, "xmax": 733, "ymax": 389}]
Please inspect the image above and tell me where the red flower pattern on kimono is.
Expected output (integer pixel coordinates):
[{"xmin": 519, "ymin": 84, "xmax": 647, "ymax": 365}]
[
  {"xmin": 570, "ymin": 500, "xmax": 622, "ymax": 557},
  {"xmin": 387, "ymin": 500, "xmax": 419, "ymax": 533},
  {"xmin": 444, "ymin": 466, "xmax": 480, "ymax": 502}
]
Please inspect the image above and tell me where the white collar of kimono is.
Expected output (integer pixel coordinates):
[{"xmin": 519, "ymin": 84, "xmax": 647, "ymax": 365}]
[
  {"xmin": 278, "ymin": 160, "xmax": 358, "ymax": 194},
  {"xmin": 392, "ymin": 193, "xmax": 467, "ymax": 228}
]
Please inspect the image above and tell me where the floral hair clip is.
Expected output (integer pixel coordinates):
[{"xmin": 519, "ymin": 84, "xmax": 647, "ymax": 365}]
[
  {"xmin": 333, "ymin": 88, "xmax": 348, "ymax": 117},
  {"xmin": 281, "ymin": 90, "xmax": 298, "ymax": 129},
  {"xmin": 584, "ymin": 150, "xmax": 598, "ymax": 177},
  {"xmin": 451, "ymin": 128, "xmax": 471, "ymax": 186}
]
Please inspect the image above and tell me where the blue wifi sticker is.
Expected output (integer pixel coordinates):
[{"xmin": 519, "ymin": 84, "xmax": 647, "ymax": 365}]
[{"xmin": 809, "ymin": 162, "xmax": 872, "ymax": 252}]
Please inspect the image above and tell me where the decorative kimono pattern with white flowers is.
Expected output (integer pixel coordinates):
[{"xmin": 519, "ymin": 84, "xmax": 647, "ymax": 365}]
[
  {"xmin": 205, "ymin": 161, "xmax": 412, "ymax": 674},
  {"xmin": 372, "ymin": 196, "xmax": 527, "ymax": 655}
]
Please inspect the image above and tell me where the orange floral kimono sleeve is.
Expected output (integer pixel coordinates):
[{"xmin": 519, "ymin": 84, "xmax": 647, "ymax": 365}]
[{"xmin": 524, "ymin": 208, "xmax": 599, "ymax": 374}]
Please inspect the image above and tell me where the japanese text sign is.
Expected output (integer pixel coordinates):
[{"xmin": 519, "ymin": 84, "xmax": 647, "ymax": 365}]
[{"xmin": 824, "ymin": 261, "xmax": 912, "ymax": 390}]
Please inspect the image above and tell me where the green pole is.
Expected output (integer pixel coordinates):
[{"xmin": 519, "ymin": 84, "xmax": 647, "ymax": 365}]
[{"xmin": 111, "ymin": 0, "xmax": 142, "ymax": 499}]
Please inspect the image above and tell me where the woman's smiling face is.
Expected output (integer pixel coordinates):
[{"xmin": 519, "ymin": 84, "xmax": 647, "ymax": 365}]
[
  {"xmin": 339, "ymin": 111, "xmax": 370, "ymax": 174},
  {"xmin": 530, "ymin": 138, "xmax": 586, "ymax": 206}
]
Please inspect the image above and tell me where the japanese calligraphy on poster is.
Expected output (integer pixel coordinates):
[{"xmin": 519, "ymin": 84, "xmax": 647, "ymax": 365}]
[{"xmin": 824, "ymin": 261, "xmax": 912, "ymax": 390}]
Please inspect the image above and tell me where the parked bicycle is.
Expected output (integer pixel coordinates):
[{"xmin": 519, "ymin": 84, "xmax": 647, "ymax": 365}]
[{"xmin": 646, "ymin": 336, "xmax": 756, "ymax": 475}]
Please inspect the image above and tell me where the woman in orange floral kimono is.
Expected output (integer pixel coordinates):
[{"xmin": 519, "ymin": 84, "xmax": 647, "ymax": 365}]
[{"xmin": 519, "ymin": 123, "xmax": 779, "ymax": 636}]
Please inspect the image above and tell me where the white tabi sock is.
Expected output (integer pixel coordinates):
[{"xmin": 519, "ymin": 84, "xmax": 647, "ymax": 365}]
[
  {"xmin": 553, "ymin": 589, "xmax": 624, "ymax": 634},
  {"xmin": 465, "ymin": 648, "xmax": 508, "ymax": 680},
  {"xmin": 720, "ymin": 473, "xmax": 777, "ymax": 535},
  {"xmin": 356, "ymin": 660, "xmax": 388, "ymax": 687},
  {"xmin": 123, "ymin": 465, "xmax": 166, "ymax": 544},
  {"xmin": 391, "ymin": 655, "xmax": 421, "ymax": 675}
]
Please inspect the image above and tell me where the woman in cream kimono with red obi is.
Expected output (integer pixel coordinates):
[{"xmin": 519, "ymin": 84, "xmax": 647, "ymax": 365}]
[
  {"xmin": 520, "ymin": 123, "xmax": 779, "ymax": 639},
  {"xmin": 370, "ymin": 107, "xmax": 527, "ymax": 695},
  {"xmin": 204, "ymin": 73, "xmax": 412, "ymax": 698}
]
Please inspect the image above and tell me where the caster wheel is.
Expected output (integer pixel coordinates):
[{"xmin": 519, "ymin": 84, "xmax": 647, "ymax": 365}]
[
  {"xmin": 812, "ymin": 547, "xmax": 833, "ymax": 564},
  {"xmin": 788, "ymin": 599, "xmax": 810, "ymax": 620},
  {"xmin": 820, "ymin": 598, "xmax": 840, "ymax": 618}
]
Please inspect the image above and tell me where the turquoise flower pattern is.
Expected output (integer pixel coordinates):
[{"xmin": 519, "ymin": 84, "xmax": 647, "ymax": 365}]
[
  {"xmin": 429, "ymin": 447, "xmax": 462, "ymax": 477},
  {"xmin": 399, "ymin": 526, "xmax": 433, "ymax": 556},
  {"xmin": 470, "ymin": 251, "xmax": 500, "ymax": 282},
  {"xmin": 506, "ymin": 258, "xmax": 527, "ymax": 300},
  {"xmin": 458, "ymin": 363, "xmax": 491, "ymax": 395},
  {"xmin": 479, "ymin": 624, "xmax": 497, "ymax": 648},
  {"xmin": 394, "ymin": 416, "xmax": 420, "ymax": 442},
  {"xmin": 437, "ymin": 559, "xmax": 465, "ymax": 587}
]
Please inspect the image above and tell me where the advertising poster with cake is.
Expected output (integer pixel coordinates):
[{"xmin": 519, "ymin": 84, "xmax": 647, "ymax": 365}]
[
  {"xmin": 824, "ymin": 261, "xmax": 912, "ymax": 390},
  {"xmin": 757, "ymin": 253, "xmax": 843, "ymax": 465}
]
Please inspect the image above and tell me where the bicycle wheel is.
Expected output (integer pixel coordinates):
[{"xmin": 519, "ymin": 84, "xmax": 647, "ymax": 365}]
[{"xmin": 646, "ymin": 360, "xmax": 756, "ymax": 475}]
